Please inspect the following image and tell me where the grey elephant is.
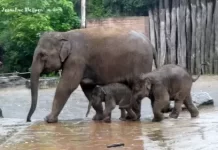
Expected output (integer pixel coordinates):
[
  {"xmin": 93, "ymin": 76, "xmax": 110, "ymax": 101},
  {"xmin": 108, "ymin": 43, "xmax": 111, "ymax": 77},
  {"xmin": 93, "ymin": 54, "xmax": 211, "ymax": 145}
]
[
  {"xmin": 27, "ymin": 27, "xmax": 158, "ymax": 123},
  {"xmin": 133, "ymin": 64, "xmax": 206, "ymax": 122},
  {"xmin": 86, "ymin": 83, "xmax": 137, "ymax": 123}
]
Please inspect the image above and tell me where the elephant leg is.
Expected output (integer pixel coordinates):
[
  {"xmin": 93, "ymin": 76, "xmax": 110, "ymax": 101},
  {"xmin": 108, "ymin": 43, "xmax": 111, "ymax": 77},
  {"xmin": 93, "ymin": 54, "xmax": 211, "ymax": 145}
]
[
  {"xmin": 0, "ymin": 108, "xmax": 3, "ymax": 118},
  {"xmin": 80, "ymin": 84, "xmax": 104, "ymax": 121},
  {"xmin": 126, "ymin": 108, "xmax": 137, "ymax": 121},
  {"xmin": 183, "ymin": 94, "xmax": 199, "ymax": 118},
  {"xmin": 119, "ymin": 109, "xmax": 126, "ymax": 121},
  {"xmin": 103, "ymin": 97, "xmax": 116, "ymax": 123},
  {"xmin": 152, "ymin": 96, "xmax": 169, "ymax": 122},
  {"xmin": 45, "ymin": 63, "xmax": 84, "ymax": 123},
  {"xmin": 126, "ymin": 98, "xmax": 141, "ymax": 120},
  {"xmin": 169, "ymin": 100, "xmax": 183, "ymax": 119}
]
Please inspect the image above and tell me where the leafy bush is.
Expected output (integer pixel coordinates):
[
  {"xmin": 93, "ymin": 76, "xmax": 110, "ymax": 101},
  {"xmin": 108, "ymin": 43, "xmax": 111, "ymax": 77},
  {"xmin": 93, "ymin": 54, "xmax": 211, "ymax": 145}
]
[{"xmin": 0, "ymin": 0, "xmax": 80, "ymax": 73}]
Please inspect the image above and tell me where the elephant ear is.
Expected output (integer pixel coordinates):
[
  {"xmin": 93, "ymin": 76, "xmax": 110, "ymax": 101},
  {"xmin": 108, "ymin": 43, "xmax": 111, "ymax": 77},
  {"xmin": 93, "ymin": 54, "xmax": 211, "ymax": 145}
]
[{"xmin": 59, "ymin": 39, "xmax": 71, "ymax": 62}]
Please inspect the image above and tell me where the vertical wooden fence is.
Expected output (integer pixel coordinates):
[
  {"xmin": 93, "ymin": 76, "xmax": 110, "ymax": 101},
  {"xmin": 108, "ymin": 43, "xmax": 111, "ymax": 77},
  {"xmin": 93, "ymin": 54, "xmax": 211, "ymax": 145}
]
[{"xmin": 149, "ymin": 0, "xmax": 218, "ymax": 74}]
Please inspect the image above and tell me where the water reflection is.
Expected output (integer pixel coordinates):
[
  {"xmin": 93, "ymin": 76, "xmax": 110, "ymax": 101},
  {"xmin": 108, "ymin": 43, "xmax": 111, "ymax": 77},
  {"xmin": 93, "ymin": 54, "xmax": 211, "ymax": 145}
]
[{"xmin": 1, "ymin": 109, "xmax": 218, "ymax": 150}]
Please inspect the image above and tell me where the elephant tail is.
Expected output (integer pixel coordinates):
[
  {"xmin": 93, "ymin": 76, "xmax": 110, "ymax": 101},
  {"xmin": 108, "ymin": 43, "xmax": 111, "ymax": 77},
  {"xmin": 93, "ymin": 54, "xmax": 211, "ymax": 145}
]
[
  {"xmin": 192, "ymin": 62, "xmax": 209, "ymax": 82},
  {"xmin": 86, "ymin": 101, "xmax": 92, "ymax": 117}
]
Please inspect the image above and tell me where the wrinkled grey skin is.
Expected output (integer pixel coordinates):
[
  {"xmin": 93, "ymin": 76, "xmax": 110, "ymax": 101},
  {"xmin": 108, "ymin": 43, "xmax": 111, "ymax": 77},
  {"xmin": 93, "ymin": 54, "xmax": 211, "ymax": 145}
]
[
  {"xmin": 86, "ymin": 83, "xmax": 137, "ymax": 123},
  {"xmin": 27, "ymin": 27, "xmax": 158, "ymax": 123},
  {"xmin": 133, "ymin": 64, "xmax": 205, "ymax": 122}
]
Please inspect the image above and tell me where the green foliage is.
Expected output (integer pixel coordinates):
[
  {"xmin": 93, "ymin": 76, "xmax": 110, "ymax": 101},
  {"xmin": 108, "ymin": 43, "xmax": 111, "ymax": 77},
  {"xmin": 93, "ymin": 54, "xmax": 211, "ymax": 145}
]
[
  {"xmin": 85, "ymin": 0, "xmax": 157, "ymax": 18},
  {"xmin": 0, "ymin": 0, "xmax": 80, "ymax": 73}
]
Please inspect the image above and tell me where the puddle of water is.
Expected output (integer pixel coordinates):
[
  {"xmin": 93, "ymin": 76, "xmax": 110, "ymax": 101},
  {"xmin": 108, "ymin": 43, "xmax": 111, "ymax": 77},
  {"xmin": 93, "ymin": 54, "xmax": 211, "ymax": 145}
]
[{"xmin": 1, "ymin": 108, "xmax": 218, "ymax": 150}]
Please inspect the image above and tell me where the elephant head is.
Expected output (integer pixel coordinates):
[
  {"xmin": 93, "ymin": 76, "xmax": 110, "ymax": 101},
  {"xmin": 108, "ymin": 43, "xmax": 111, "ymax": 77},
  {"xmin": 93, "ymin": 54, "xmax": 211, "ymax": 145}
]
[
  {"xmin": 27, "ymin": 32, "xmax": 72, "ymax": 122},
  {"xmin": 86, "ymin": 85, "xmax": 106, "ymax": 117},
  {"xmin": 133, "ymin": 76, "xmax": 151, "ymax": 101}
]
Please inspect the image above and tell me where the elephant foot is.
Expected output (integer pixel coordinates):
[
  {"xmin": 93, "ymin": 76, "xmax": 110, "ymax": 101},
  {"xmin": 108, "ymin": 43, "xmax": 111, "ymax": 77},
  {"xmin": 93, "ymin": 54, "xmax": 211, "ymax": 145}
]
[
  {"xmin": 169, "ymin": 112, "xmax": 179, "ymax": 119},
  {"xmin": 92, "ymin": 113, "xmax": 104, "ymax": 121},
  {"xmin": 126, "ymin": 113, "xmax": 140, "ymax": 121},
  {"xmin": 44, "ymin": 114, "xmax": 58, "ymax": 123},
  {"xmin": 161, "ymin": 105, "xmax": 173, "ymax": 113},
  {"xmin": 152, "ymin": 114, "xmax": 164, "ymax": 122},
  {"xmin": 103, "ymin": 117, "xmax": 111, "ymax": 123},
  {"xmin": 152, "ymin": 117, "xmax": 163, "ymax": 122},
  {"xmin": 119, "ymin": 117, "xmax": 126, "ymax": 121},
  {"xmin": 190, "ymin": 110, "xmax": 199, "ymax": 118}
]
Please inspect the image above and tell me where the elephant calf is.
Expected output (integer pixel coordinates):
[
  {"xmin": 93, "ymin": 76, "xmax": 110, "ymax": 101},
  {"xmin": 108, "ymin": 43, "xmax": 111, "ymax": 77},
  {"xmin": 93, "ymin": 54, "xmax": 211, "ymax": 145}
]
[
  {"xmin": 133, "ymin": 64, "xmax": 204, "ymax": 122},
  {"xmin": 86, "ymin": 83, "xmax": 137, "ymax": 123}
]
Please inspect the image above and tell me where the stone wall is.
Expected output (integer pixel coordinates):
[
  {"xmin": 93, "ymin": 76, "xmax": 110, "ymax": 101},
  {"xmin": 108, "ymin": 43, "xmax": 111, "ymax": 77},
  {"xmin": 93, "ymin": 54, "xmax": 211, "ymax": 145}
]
[
  {"xmin": 86, "ymin": 16, "xmax": 150, "ymax": 37},
  {"xmin": 0, "ymin": 76, "xmax": 59, "ymax": 89}
]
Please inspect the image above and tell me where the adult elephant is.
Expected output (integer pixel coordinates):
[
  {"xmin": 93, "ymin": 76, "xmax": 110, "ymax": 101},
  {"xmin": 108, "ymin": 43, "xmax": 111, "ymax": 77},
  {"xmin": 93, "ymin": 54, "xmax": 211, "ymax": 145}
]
[{"xmin": 27, "ymin": 27, "xmax": 158, "ymax": 123}]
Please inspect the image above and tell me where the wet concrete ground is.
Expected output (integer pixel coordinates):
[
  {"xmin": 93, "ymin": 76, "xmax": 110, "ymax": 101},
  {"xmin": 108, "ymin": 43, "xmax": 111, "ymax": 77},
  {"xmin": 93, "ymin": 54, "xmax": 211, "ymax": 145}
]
[{"xmin": 0, "ymin": 75, "xmax": 218, "ymax": 150}]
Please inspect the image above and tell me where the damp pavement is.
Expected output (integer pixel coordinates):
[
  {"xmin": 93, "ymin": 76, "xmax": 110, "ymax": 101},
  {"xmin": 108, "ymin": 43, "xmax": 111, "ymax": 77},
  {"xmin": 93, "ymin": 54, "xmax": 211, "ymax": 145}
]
[{"xmin": 0, "ymin": 75, "xmax": 218, "ymax": 150}]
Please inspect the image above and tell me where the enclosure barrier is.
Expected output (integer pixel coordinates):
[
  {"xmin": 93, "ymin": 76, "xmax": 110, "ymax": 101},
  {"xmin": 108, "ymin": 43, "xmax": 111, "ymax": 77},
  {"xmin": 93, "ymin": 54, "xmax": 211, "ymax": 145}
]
[{"xmin": 149, "ymin": 0, "xmax": 218, "ymax": 74}]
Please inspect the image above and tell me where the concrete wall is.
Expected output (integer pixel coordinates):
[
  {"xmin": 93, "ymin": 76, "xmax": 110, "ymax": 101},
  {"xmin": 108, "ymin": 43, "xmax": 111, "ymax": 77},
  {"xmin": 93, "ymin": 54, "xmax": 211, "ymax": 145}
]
[{"xmin": 86, "ymin": 16, "xmax": 150, "ymax": 37}]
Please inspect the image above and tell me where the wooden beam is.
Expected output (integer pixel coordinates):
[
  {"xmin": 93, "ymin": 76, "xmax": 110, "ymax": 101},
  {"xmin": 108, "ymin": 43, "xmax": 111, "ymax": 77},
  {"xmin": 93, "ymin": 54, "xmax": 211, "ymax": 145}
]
[
  {"xmin": 159, "ymin": 0, "xmax": 167, "ymax": 66},
  {"xmin": 215, "ymin": 0, "xmax": 218, "ymax": 74},
  {"xmin": 191, "ymin": 0, "xmax": 197, "ymax": 74},
  {"xmin": 170, "ymin": 0, "xmax": 177, "ymax": 64}
]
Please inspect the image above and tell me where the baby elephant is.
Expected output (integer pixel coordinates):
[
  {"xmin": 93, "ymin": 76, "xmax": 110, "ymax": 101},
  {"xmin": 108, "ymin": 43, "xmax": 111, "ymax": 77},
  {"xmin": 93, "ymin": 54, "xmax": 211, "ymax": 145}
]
[
  {"xmin": 86, "ymin": 83, "xmax": 137, "ymax": 123},
  {"xmin": 133, "ymin": 64, "xmax": 205, "ymax": 122}
]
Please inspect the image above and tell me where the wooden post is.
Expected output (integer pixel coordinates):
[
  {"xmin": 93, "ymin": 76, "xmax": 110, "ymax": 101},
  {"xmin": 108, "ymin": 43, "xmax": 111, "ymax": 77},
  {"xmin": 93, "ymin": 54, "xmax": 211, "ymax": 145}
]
[
  {"xmin": 149, "ymin": 9, "xmax": 157, "ymax": 69},
  {"xmin": 153, "ymin": 5, "xmax": 160, "ymax": 66},
  {"xmin": 177, "ymin": 0, "xmax": 181, "ymax": 66},
  {"xmin": 186, "ymin": 0, "xmax": 191, "ymax": 73},
  {"xmin": 159, "ymin": 0, "xmax": 167, "ymax": 66},
  {"xmin": 205, "ymin": 0, "xmax": 213, "ymax": 74},
  {"xmin": 179, "ymin": 0, "xmax": 187, "ymax": 68},
  {"xmin": 195, "ymin": 0, "xmax": 202, "ymax": 74},
  {"xmin": 210, "ymin": 19, "xmax": 215, "ymax": 73},
  {"xmin": 149, "ymin": 10, "xmax": 156, "ymax": 50},
  {"xmin": 200, "ymin": 0, "xmax": 207, "ymax": 73},
  {"xmin": 81, "ymin": 0, "xmax": 86, "ymax": 28},
  {"xmin": 215, "ymin": 0, "xmax": 218, "ymax": 74},
  {"xmin": 165, "ymin": 0, "xmax": 171, "ymax": 64},
  {"xmin": 170, "ymin": 0, "xmax": 177, "ymax": 64},
  {"xmin": 191, "ymin": 0, "xmax": 197, "ymax": 74}
]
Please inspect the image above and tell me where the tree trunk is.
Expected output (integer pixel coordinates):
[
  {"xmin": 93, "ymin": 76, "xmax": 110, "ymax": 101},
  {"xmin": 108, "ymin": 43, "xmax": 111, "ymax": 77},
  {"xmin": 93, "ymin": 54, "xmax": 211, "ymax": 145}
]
[
  {"xmin": 179, "ymin": 0, "xmax": 187, "ymax": 68},
  {"xmin": 191, "ymin": 0, "xmax": 197, "ymax": 74},
  {"xmin": 200, "ymin": 0, "xmax": 207, "ymax": 73},
  {"xmin": 170, "ymin": 0, "xmax": 177, "ymax": 64},
  {"xmin": 81, "ymin": 0, "xmax": 86, "ymax": 28},
  {"xmin": 215, "ymin": 0, "xmax": 218, "ymax": 74},
  {"xmin": 186, "ymin": 1, "xmax": 191, "ymax": 73},
  {"xmin": 195, "ymin": 0, "xmax": 202, "ymax": 73},
  {"xmin": 205, "ymin": 0, "xmax": 213, "ymax": 74},
  {"xmin": 165, "ymin": 0, "xmax": 171, "ymax": 64},
  {"xmin": 159, "ymin": 0, "xmax": 167, "ymax": 66}
]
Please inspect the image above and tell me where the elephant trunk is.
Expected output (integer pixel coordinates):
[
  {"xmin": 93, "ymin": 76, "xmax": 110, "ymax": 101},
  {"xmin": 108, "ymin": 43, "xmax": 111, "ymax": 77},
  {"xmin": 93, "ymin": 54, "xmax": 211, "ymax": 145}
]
[
  {"xmin": 86, "ymin": 101, "xmax": 92, "ymax": 117},
  {"xmin": 26, "ymin": 60, "xmax": 42, "ymax": 122}
]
